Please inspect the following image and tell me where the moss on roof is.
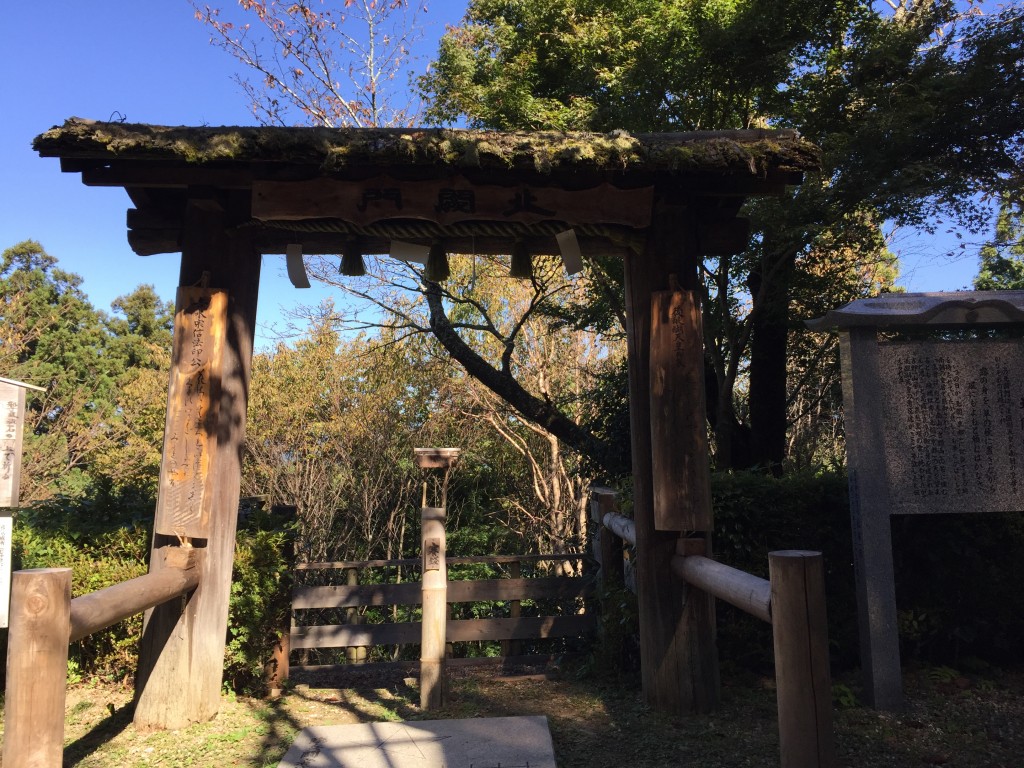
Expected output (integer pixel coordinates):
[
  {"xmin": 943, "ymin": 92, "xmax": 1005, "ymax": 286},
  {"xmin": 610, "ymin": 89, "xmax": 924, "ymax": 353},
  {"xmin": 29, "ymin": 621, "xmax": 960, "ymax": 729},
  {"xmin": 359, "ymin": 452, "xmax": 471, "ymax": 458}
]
[{"xmin": 34, "ymin": 118, "xmax": 819, "ymax": 178}]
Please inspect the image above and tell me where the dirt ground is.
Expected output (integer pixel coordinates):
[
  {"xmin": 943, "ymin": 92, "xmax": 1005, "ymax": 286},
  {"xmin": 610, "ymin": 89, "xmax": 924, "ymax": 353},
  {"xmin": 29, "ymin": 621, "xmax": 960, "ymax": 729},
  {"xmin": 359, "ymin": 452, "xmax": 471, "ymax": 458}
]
[{"xmin": 3, "ymin": 663, "xmax": 1024, "ymax": 767}]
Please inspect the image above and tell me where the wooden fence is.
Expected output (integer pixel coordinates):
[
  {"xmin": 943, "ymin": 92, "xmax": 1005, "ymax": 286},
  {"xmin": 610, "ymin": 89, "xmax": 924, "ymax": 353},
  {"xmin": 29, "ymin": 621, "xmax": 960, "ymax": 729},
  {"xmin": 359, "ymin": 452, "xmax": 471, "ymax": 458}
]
[
  {"xmin": 2, "ymin": 546, "xmax": 200, "ymax": 768},
  {"xmin": 285, "ymin": 553, "xmax": 596, "ymax": 678},
  {"xmin": 592, "ymin": 488, "xmax": 836, "ymax": 768}
]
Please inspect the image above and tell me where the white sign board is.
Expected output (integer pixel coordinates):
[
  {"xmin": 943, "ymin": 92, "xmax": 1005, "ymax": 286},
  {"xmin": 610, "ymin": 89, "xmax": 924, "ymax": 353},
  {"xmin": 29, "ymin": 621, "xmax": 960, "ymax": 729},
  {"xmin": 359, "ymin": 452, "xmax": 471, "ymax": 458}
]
[{"xmin": 0, "ymin": 381, "xmax": 27, "ymax": 628}]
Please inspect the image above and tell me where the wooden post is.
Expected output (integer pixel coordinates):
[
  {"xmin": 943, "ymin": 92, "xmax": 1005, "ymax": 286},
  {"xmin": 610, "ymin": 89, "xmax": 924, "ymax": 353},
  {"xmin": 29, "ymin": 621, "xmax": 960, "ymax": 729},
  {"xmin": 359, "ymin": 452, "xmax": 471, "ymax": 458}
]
[
  {"xmin": 134, "ymin": 196, "xmax": 261, "ymax": 728},
  {"xmin": 769, "ymin": 551, "xmax": 836, "ymax": 768},
  {"xmin": 3, "ymin": 568, "xmax": 72, "ymax": 768},
  {"xmin": 344, "ymin": 567, "xmax": 367, "ymax": 664},
  {"xmin": 501, "ymin": 559, "xmax": 522, "ymax": 658},
  {"xmin": 266, "ymin": 633, "xmax": 290, "ymax": 697},
  {"xmin": 420, "ymin": 506, "xmax": 447, "ymax": 709},
  {"xmin": 623, "ymin": 200, "xmax": 719, "ymax": 714},
  {"xmin": 592, "ymin": 489, "xmax": 624, "ymax": 589},
  {"xmin": 840, "ymin": 328, "xmax": 904, "ymax": 710},
  {"xmin": 650, "ymin": 289, "xmax": 712, "ymax": 532}
]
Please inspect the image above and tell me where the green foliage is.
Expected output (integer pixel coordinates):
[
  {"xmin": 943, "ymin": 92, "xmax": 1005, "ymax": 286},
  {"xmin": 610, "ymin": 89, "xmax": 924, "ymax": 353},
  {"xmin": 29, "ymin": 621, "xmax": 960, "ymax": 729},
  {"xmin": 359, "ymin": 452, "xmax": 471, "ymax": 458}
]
[
  {"xmin": 422, "ymin": 1, "xmax": 1024, "ymax": 472},
  {"xmin": 709, "ymin": 470, "xmax": 1024, "ymax": 670},
  {"xmin": 0, "ymin": 241, "xmax": 173, "ymax": 504},
  {"xmin": 223, "ymin": 508, "xmax": 296, "ymax": 696},
  {"xmin": 581, "ymin": 584, "xmax": 640, "ymax": 682},
  {"xmin": 975, "ymin": 195, "xmax": 1024, "ymax": 291},
  {"xmin": 11, "ymin": 496, "xmax": 150, "ymax": 684}
]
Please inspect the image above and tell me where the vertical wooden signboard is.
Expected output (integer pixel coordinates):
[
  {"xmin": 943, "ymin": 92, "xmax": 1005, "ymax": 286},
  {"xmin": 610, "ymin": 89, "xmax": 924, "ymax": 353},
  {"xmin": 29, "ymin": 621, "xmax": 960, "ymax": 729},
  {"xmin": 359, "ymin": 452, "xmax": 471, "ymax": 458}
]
[
  {"xmin": 153, "ymin": 287, "xmax": 228, "ymax": 540},
  {"xmin": 649, "ymin": 288, "xmax": 713, "ymax": 532},
  {"xmin": 0, "ymin": 381, "xmax": 26, "ymax": 628}
]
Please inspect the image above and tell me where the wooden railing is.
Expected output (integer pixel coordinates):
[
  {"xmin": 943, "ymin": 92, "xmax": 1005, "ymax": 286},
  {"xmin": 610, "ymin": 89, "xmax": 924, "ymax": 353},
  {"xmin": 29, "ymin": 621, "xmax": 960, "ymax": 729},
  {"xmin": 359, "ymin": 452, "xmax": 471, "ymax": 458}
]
[
  {"xmin": 591, "ymin": 487, "xmax": 835, "ymax": 768},
  {"xmin": 2, "ymin": 547, "xmax": 200, "ymax": 768},
  {"xmin": 287, "ymin": 553, "xmax": 596, "ymax": 674}
]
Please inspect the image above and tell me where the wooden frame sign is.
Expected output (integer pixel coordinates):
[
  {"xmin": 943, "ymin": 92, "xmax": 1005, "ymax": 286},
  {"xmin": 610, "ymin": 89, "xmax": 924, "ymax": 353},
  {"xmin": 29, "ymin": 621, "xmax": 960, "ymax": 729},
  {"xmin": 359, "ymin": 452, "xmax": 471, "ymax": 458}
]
[
  {"xmin": 153, "ymin": 287, "xmax": 228, "ymax": 540},
  {"xmin": 649, "ymin": 289, "xmax": 712, "ymax": 532},
  {"xmin": 0, "ymin": 378, "xmax": 40, "ymax": 628}
]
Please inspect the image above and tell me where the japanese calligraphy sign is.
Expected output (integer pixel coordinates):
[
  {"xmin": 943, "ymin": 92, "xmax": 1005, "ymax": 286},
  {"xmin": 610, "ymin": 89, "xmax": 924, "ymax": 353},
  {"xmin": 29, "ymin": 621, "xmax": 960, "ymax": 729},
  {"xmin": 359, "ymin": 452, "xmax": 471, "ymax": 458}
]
[
  {"xmin": 252, "ymin": 176, "xmax": 654, "ymax": 229},
  {"xmin": 649, "ymin": 290, "xmax": 712, "ymax": 531},
  {"xmin": 0, "ymin": 382, "xmax": 26, "ymax": 509},
  {"xmin": 423, "ymin": 538, "xmax": 442, "ymax": 572},
  {"xmin": 877, "ymin": 340, "xmax": 1024, "ymax": 515},
  {"xmin": 821, "ymin": 291, "xmax": 1024, "ymax": 710},
  {"xmin": 0, "ymin": 380, "xmax": 26, "ymax": 628},
  {"xmin": 153, "ymin": 286, "xmax": 228, "ymax": 539}
]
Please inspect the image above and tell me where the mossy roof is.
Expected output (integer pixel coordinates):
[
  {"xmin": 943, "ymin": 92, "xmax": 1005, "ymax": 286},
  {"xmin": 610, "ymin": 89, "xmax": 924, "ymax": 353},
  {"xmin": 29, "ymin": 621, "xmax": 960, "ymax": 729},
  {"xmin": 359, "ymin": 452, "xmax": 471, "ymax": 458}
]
[{"xmin": 34, "ymin": 118, "xmax": 819, "ymax": 183}]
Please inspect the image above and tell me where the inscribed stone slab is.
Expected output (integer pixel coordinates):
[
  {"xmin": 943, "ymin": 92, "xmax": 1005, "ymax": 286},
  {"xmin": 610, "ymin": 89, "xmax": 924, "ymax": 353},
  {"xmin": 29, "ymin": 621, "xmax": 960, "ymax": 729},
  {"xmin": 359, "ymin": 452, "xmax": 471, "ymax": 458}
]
[
  {"xmin": 876, "ymin": 339, "xmax": 1024, "ymax": 515},
  {"xmin": 278, "ymin": 715, "xmax": 556, "ymax": 768}
]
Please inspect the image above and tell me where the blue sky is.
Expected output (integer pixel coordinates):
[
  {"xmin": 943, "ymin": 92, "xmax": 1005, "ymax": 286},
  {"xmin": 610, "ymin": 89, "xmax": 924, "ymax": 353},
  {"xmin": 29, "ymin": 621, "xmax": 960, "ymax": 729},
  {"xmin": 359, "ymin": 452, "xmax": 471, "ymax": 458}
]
[
  {"xmin": 1, "ymin": 1, "xmax": 985, "ymax": 352},
  {"xmin": 2, "ymin": 0, "xmax": 468, "ymax": 349}
]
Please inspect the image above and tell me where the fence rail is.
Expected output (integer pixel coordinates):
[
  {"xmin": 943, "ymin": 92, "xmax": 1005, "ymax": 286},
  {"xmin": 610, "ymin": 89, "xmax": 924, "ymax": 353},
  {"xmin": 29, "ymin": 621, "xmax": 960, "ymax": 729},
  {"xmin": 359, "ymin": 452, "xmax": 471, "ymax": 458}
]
[{"xmin": 289, "ymin": 554, "xmax": 596, "ymax": 667}]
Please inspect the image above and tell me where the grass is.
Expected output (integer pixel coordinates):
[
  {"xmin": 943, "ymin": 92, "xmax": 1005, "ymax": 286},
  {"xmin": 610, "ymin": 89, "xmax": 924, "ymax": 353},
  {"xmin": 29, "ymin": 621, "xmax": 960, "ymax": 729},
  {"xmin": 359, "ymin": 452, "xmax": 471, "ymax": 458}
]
[{"xmin": 2, "ymin": 662, "xmax": 1024, "ymax": 766}]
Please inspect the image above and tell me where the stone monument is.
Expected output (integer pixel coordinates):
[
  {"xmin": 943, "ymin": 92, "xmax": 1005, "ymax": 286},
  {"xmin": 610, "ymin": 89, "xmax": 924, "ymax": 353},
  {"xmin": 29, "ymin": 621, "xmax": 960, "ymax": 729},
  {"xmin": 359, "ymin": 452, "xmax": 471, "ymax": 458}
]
[{"xmin": 808, "ymin": 291, "xmax": 1024, "ymax": 710}]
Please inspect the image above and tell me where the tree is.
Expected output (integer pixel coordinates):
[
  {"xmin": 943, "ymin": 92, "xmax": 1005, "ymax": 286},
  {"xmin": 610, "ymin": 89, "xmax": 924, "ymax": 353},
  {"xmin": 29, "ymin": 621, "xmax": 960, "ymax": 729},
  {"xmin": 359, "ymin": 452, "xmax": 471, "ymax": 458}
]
[
  {"xmin": 975, "ymin": 195, "xmax": 1024, "ymax": 290},
  {"xmin": 423, "ymin": 0, "xmax": 1024, "ymax": 470},
  {"xmin": 243, "ymin": 311, "xmax": 476, "ymax": 561},
  {"xmin": 302, "ymin": 254, "xmax": 623, "ymax": 554},
  {"xmin": 0, "ymin": 241, "xmax": 174, "ymax": 504},
  {"xmin": 195, "ymin": 0, "xmax": 1024, "ymax": 475},
  {"xmin": 193, "ymin": 0, "xmax": 428, "ymax": 126}
]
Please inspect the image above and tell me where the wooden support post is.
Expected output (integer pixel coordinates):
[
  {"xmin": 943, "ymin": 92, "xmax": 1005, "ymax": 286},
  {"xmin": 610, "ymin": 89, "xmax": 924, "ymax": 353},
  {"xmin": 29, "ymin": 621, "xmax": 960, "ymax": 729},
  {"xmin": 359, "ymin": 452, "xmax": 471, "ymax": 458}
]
[
  {"xmin": 501, "ymin": 559, "xmax": 522, "ymax": 658},
  {"xmin": 769, "ymin": 551, "xmax": 836, "ymax": 768},
  {"xmin": 592, "ymin": 489, "xmax": 624, "ymax": 589},
  {"xmin": 623, "ymin": 200, "xmax": 719, "ymax": 714},
  {"xmin": 420, "ymin": 506, "xmax": 447, "ymax": 710},
  {"xmin": 599, "ymin": 525, "xmax": 625, "ymax": 591},
  {"xmin": 134, "ymin": 195, "xmax": 261, "ymax": 728},
  {"xmin": 266, "ymin": 632, "xmax": 290, "ymax": 697},
  {"xmin": 3, "ymin": 568, "xmax": 72, "ymax": 768},
  {"xmin": 840, "ymin": 328, "xmax": 904, "ymax": 711},
  {"xmin": 345, "ymin": 567, "xmax": 367, "ymax": 664}
]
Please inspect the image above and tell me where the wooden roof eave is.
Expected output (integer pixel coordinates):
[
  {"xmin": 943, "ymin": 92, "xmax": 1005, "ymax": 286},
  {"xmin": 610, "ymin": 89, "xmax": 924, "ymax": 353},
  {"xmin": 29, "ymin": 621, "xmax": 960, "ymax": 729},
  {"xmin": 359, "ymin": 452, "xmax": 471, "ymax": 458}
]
[
  {"xmin": 38, "ymin": 118, "xmax": 819, "ymax": 187},
  {"xmin": 36, "ymin": 118, "xmax": 820, "ymax": 258}
]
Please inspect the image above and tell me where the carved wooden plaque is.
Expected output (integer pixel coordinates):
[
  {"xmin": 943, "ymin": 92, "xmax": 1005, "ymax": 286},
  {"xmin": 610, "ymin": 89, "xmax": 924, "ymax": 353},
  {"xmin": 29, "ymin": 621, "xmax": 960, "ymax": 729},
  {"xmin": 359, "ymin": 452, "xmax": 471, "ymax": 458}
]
[
  {"xmin": 253, "ymin": 176, "xmax": 654, "ymax": 229},
  {"xmin": 649, "ymin": 289, "xmax": 712, "ymax": 531},
  {"xmin": 0, "ymin": 382, "xmax": 24, "ymax": 628},
  {"xmin": 0, "ymin": 383, "xmax": 26, "ymax": 509},
  {"xmin": 153, "ymin": 287, "xmax": 228, "ymax": 539}
]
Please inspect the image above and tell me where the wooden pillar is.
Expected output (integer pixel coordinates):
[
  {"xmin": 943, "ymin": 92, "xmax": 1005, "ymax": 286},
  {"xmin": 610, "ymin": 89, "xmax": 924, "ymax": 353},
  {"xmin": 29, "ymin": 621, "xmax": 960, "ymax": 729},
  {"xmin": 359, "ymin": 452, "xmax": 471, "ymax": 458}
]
[
  {"xmin": 3, "ymin": 568, "xmax": 72, "ymax": 768},
  {"xmin": 344, "ymin": 567, "xmax": 367, "ymax": 664},
  {"xmin": 134, "ymin": 194, "xmax": 261, "ymax": 728},
  {"xmin": 769, "ymin": 551, "xmax": 837, "ymax": 768},
  {"xmin": 622, "ymin": 199, "xmax": 719, "ymax": 713},
  {"xmin": 420, "ymin": 506, "xmax": 447, "ymax": 710},
  {"xmin": 592, "ymin": 489, "xmax": 624, "ymax": 589},
  {"xmin": 501, "ymin": 559, "xmax": 522, "ymax": 658}
]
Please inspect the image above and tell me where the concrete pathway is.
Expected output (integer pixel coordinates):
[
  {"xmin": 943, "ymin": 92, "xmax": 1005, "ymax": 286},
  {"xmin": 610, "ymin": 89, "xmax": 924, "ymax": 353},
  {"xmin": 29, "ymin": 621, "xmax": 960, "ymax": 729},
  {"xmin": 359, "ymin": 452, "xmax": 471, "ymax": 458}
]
[{"xmin": 278, "ymin": 715, "xmax": 557, "ymax": 768}]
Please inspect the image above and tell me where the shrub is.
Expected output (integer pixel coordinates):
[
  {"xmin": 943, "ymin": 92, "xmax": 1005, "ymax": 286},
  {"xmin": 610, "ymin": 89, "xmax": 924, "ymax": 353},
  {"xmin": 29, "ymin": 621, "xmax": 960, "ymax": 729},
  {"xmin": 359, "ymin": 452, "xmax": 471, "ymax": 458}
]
[
  {"xmin": 223, "ymin": 508, "xmax": 295, "ymax": 695},
  {"xmin": 10, "ymin": 498, "xmax": 150, "ymax": 684},
  {"xmin": 708, "ymin": 470, "xmax": 1024, "ymax": 670}
]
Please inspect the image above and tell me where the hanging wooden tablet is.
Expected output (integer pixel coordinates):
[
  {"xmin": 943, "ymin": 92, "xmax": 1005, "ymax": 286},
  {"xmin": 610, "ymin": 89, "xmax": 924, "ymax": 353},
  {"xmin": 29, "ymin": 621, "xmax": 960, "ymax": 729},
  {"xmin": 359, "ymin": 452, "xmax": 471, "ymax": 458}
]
[
  {"xmin": 153, "ymin": 286, "xmax": 228, "ymax": 540},
  {"xmin": 649, "ymin": 288, "xmax": 713, "ymax": 532}
]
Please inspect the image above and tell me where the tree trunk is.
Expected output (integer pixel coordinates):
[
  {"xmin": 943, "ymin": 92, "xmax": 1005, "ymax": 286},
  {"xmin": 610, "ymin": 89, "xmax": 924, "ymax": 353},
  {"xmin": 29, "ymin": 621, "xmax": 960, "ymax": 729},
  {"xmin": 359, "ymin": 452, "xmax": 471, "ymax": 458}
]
[{"xmin": 747, "ymin": 246, "xmax": 797, "ymax": 474}]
